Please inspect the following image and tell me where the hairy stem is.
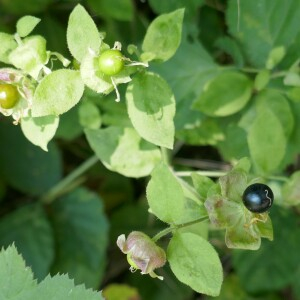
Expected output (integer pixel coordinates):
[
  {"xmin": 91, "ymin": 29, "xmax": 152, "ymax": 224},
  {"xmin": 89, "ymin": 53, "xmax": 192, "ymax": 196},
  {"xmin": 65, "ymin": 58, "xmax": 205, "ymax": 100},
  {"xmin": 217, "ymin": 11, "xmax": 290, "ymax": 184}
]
[{"xmin": 152, "ymin": 216, "xmax": 209, "ymax": 242}]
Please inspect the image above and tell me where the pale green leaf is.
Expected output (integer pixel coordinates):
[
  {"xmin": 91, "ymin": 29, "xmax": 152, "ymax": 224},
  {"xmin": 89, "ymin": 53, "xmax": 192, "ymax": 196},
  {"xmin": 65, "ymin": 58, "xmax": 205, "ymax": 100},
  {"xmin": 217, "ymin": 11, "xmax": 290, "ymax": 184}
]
[
  {"xmin": 80, "ymin": 49, "xmax": 131, "ymax": 95},
  {"xmin": 21, "ymin": 115, "xmax": 59, "ymax": 151},
  {"xmin": 282, "ymin": 171, "xmax": 300, "ymax": 206},
  {"xmin": 85, "ymin": 126, "xmax": 161, "ymax": 178},
  {"xmin": 67, "ymin": 4, "xmax": 101, "ymax": 62},
  {"xmin": 266, "ymin": 46, "xmax": 286, "ymax": 69},
  {"xmin": 142, "ymin": 8, "xmax": 184, "ymax": 62},
  {"xmin": 146, "ymin": 162, "xmax": 185, "ymax": 223},
  {"xmin": 103, "ymin": 284, "xmax": 139, "ymax": 300},
  {"xmin": 50, "ymin": 188, "xmax": 108, "ymax": 289},
  {"xmin": 191, "ymin": 173, "xmax": 215, "ymax": 200},
  {"xmin": 0, "ymin": 245, "xmax": 36, "ymax": 299},
  {"xmin": 126, "ymin": 72, "xmax": 175, "ymax": 149},
  {"xmin": 9, "ymin": 35, "xmax": 48, "ymax": 79},
  {"xmin": 0, "ymin": 32, "xmax": 17, "ymax": 64},
  {"xmin": 16, "ymin": 15, "xmax": 41, "ymax": 37},
  {"xmin": 193, "ymin": 71, "xmax": 252, "ymax": 117},
  {"xmin": 167, "ymin": 232, "xmax": 223, "ymax": 296},
  {"xmin": 32, "ymin": 70, "xmax": 84, "ymax": 117},
  {"xmin": 78, "ymin": 100, "xmax": 101, "ymax": 129},
  {"xmin": 254, "ymin": 70, "xmax": 270, "ymax": 91},
  {"xmin": 248, "ymin": 108, "xmax": 286, "ymax": 174},
  {"xmin": 0, "ymin": 204, "xmax": 54, "ymax": 280},
  {"xmin": 255, "ymin": 89, "xmax": 294, "ymax": 137}
]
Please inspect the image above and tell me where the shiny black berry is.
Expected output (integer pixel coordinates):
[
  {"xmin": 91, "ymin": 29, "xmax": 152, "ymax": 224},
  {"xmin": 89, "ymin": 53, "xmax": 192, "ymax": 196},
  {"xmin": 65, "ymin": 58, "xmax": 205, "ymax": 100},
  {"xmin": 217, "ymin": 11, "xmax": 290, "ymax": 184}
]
[{"xmin": 242, "ymin": 183, "xmax": 274, "ymax": 213}]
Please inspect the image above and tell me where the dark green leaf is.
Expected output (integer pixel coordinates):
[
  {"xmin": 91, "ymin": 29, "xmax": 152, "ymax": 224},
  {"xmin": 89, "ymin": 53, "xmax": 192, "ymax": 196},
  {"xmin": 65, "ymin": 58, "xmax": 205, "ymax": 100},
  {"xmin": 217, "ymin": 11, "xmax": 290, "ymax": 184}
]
[
  {"xmin": 50, "ymin": 188, "xmax": 109, "ymax": 289},
  {"xmin": 0, "ymin": 203, "xmax": 54, "ymax": 280},
  {"xmin": 0, "ymin": 122, "xmax": 62, "ymax": 195}
]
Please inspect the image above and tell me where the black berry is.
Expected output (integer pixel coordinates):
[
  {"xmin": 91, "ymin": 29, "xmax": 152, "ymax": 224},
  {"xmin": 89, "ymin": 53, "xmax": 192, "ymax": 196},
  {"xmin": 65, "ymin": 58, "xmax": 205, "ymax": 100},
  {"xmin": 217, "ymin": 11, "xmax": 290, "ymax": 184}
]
[{"xmin": 242, "ymin": 183, "xmax": 274, "ymax": 213}]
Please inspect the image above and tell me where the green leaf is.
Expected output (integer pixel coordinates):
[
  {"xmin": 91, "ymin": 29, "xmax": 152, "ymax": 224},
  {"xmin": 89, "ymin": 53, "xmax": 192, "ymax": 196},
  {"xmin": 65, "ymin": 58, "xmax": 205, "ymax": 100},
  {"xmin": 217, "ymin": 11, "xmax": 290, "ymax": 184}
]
[
  {"xmin": 233, "ymin": 208, "xmax": 300, "ymax": 293},
  {"xmin": 87, "ymin": 0, "xmax": 134, "ymax": 21},
  {"xmin": 191, "ymin": 173, "xmax": 215, "ymax": 200},
  {"xmin": 0, "ymin": 204, "xmax": 54, "ymax": 280},
  {"xmin": 254, "ymin": 70, "xmax": 270, "ymax": 91},
  {"xmin": 55, "ymin": 105, "xmax": 83, "ymax": 141},
  {"xmin": 126, "ymin": 72, "xmax": 175, "ymax": 149},
  {"xmin": 149, "ymin": 0, "xmax": 203, "ymax": 16},
  {"xmin": 282, "ymin": 171, "xmax": 300, "ymax": 206},
  {"xmin": 284, "ymin": 72, "xmax": 300, "ymax": 87},
  {"xmin": 85, "ymin": 126, "xmax": 161, "ymax": 178},
  {"xmin": 0, "ymin": 246, "xmax": 104, "ymax": 300},
  {"xmin": 287, "ymin": 87, "xmax": 300, "ymax": 103},
  {"xmin": 248, "ymin": 107, "xmax": 286, "ymax": 174},
  {"xmin": 0, "ymin": 32, "xmax": 17, "ymax": 64},
  {"xmin": 9, "ymin": 35, "xmax": 48, "ymax": 79},
  {"xmin": 146, "ymin": 162, "xmax": 185, "ymax": 223},
  {"xmin": 67, "ymin": 4, "xmax": 101, "ymax": 62},
  {"xmin": 193, "ymin": 71, "xmax": 252, "ymax": 117},
  {"xmin": 167, "ymin": 232, "xmax": 223, "ymax": 296},
  {"xmin": 19, "ymin": 274, "xmax": 104, "ymax": 300},
  {"xmin": 142, "ymin": 8, "xmax": 184, "ymax": 62},
  {"xmin": 32, "ymin": 69, "xmax": 84, "ymax": 117},
  {"xmin": 50, "ymin": 188, "xmax": 108, "ymax": 289},
  {"xmin": 0, "ymin": 0, "xmax": 51, "ymax": 15},
  {"xmin": 102, "ymin": 284, "xmax": 140, "ymax": 300},
  {"xmin": 0, "ymin": 122, "xmax": 62, "ymax": 195},
  {"xmin": 0, "ymin": 245, "xmax": 35, "ymax": 299},
  {"xmin": 21, "ymin": 115, "xmax": 59, "ymax": 151},
  {"xmin": 16, "ymin": 15, "xmax": 41, "ymax": 37},
  {"xmin": 80, "ymin": 49, "xmax": 131, "ymax": 95},
  {"xmin": 227, "ymin": 0, "xmax": 300, "ymax": 68},
  {"xmin": 78, "ymin": 100, "xmax": 101, "ymax": 129},
  {"xmin": 266, "ymin": 46, "xmax": 286, "ymax": 69},
  {"xmin": 255, "ymin": 89, "xmax": 294, "ymax": 137}
]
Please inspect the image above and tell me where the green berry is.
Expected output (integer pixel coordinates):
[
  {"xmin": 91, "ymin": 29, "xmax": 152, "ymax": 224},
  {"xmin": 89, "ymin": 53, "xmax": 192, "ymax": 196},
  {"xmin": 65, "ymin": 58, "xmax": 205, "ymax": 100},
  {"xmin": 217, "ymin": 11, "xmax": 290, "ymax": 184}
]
[
  {"xmin": 0, "ymin": 83, "xmax": 20, "ymax": 109},
  {"xmin": 98, "ymin": 49, "xmax": 124, "ymax": 76}
]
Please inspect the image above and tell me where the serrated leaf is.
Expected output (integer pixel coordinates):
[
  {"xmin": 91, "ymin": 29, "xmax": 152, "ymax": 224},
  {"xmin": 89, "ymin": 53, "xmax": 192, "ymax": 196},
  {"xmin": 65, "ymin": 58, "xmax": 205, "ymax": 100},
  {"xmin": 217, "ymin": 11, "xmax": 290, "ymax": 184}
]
[
  {"xmin": 146, "ymin": 162, "xmax": 185, "ymax": 223},
  {"xmin": 0, "ymin": 245, "xmax": 36, "ymax": 299},
  {"xmin": 32, "ymin": 69, "xmax": 84, "ymax": 117},
  {"xmin": 0, "ymin": 32, "xmax": 17, "ymax": 64},
  {"xmin": 0, "ymin": 122, "xmax": 62, "ymax": 195},
  {"xmin": 167, "ymin": 232, "xmax": 223, "ymax": 296},
  {"xmin": 126, "ymin": 72, "xmax": 175, "ymax": 149},
  {"xmin": 67, "ymin": 4, "xmax": 101, "ymax": 62},
  {"xmin": 227, "ymin": 0, "xmax": 300, "ymax": 68},
  {"xmin": 19, "ymin": 274, "xmax": 104, "ymax": 300},
  {"xmin": 248, "ymin": 108, "xmax": 286, "ymax": 174},
  {"xmin": 50, "ymin": 188, "xmax": 108, "ymax": 289},
  {"xmin": 16, "ymin": 15, "xmax": 41, "ymax": 37},
  {"xmin": 0, "ymin": 204, "xmax": 54, "ymax": 280},
  {"xmin": 193, "ymin": 71, "xmax": 252, "ymax": 117},
  {"xmin": 9, "ymin": 35, "xmax": 48, "ymax": 79},
  {"xmin": 142, "ymin": 8, "xmax": 184, "ymax": 62},
  {"xmin": 21, "ymin": 115, "xmax": 59, "ymax": 151},
  {"xmin": 85, "ymin": 126, "xmax": 161, "ymax": 178}
]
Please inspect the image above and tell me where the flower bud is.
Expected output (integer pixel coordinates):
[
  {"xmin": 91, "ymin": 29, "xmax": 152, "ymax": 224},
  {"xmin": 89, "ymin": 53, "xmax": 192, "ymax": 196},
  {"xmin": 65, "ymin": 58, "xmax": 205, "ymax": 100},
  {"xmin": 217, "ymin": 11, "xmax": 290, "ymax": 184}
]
[{"xmin": 117, "ymin": 231, "xmax": 166, "ymax": 280}]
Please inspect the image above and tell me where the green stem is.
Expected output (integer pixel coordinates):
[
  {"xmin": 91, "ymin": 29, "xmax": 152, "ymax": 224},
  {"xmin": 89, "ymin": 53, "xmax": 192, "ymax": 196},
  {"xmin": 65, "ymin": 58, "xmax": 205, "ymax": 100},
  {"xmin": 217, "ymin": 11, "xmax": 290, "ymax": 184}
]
[
  {"xmin": 160, "ymin": 147, "xmax": 169, "ymax": 165},
  {"xmin": 41, "ymin": 155, "xmax": 99, "ymax": 204},
  {"xmin": 152, "ymin": 216, "xmax": 209, "ymax": 242},
  {"xmin": 175, "ymin": 170, "xmax": 227, "ymax": 178}
]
